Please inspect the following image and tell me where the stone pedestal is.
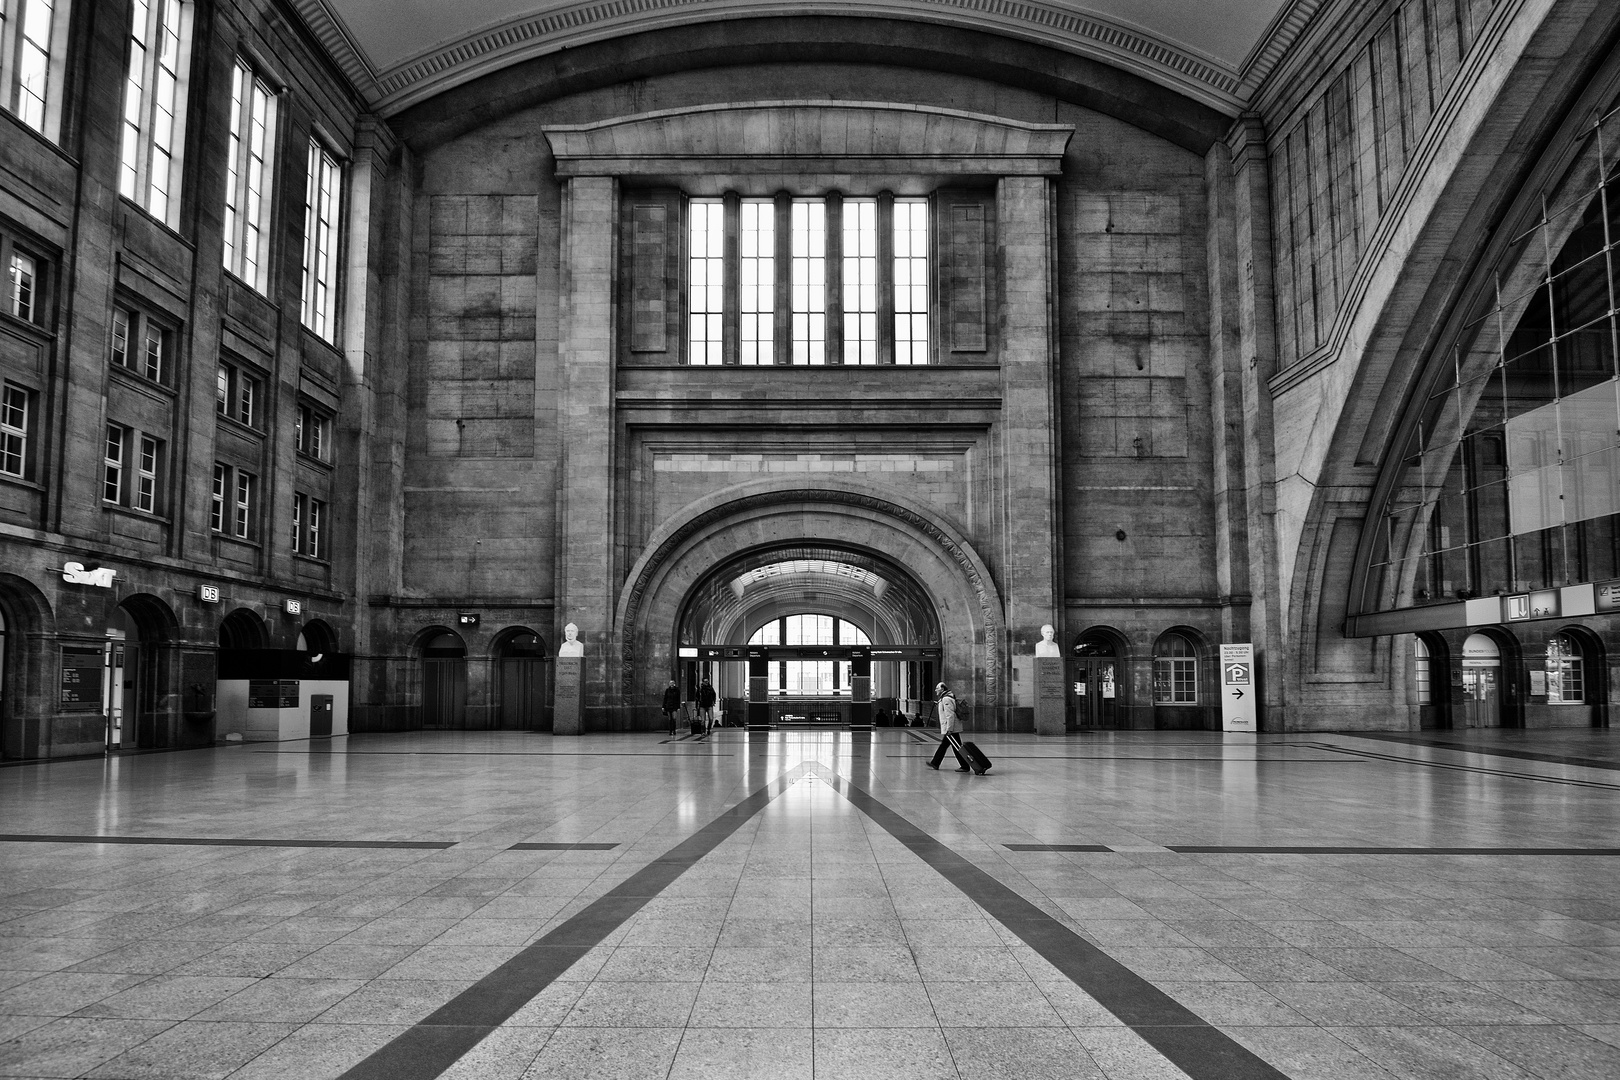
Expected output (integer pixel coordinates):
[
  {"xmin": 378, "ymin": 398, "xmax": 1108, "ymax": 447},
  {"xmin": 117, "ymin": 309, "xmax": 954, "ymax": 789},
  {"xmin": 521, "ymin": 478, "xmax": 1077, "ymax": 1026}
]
[
  {"xmin": 553, "ymin": 657, "xmax": 584, "ymax": 735},
  {"xmin": 1035, "ymin": 657, "xmax": 1065, "ymax": 736}
]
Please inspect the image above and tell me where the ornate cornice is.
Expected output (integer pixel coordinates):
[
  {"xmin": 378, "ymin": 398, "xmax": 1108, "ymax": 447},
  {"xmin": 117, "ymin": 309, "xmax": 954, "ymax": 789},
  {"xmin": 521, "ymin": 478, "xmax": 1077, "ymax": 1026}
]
[{"xmin": 294, "ymin": 1, "xmax": 1254, "ymax": 117}]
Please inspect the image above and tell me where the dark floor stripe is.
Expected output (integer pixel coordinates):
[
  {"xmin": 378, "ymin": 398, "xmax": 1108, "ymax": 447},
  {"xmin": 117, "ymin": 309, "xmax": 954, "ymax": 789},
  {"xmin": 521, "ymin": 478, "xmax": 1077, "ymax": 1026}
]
[
  {"xmin": 1171, "ymin": 845, "xmax": 1620, "ymax": 855},
  {"xmin": 506, "ymin": 842, "xmax": 619, "ymax": 850},
  {"xmin": 1304, "ymin": 743, "xmax": 1620, "ymax": 790},
  {"xmin": 817, "ymin": 765, "xmax": 1290, "ymax": 1080},
  {"xmin": 1004, "ymin": 843, "xmax": 1113, "ymax": 852},
  {"xmin": 0, "ymin": 834, "xmax": 452, "ymax": 849},
  {"xmin": 1345, "ymin": 731, "xmax": 1620, "ymax": 772},
  {"xmin": 335, "ymin": 763, "xmax": 812, "ymax": 1080}
]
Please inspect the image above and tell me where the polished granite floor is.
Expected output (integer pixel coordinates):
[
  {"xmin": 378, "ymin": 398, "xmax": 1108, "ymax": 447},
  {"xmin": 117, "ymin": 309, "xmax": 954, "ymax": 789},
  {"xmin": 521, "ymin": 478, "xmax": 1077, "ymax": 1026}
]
[{"xmin": 2, "ymin": 727, "xmax": 1619, "ymax": 1079}]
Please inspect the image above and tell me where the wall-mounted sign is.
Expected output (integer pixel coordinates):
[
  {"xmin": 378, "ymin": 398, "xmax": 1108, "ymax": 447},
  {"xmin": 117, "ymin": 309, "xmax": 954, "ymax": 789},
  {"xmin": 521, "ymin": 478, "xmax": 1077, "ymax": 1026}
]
[
  {"xmin": 1597, "ymin": 580, "xmax": 1620, "ymax": 611},
  {"xmin": 1503, "ymin": 590, "xmax": 1560, "ymax": 621},
  {"xmin": 59, "ymin": 646, "xmax": 105, "ymax": 710},
  {"xmin": 61, "ymin": 562, "xmax": 116, "ymax": 588},
  {"xmin": 457, "ymin": 612, "xmax": 481, "ymax": 627},
  {"xmin": 198, "ymin": 584, "xmax": 220, "ymax": 604},
  {"xmin": 248, "ymin": 679, "xmax": 299, "ymax": 709},
  {"xmin": 283, "ymin": 599, "xmax": 302, "ymax": 616}
]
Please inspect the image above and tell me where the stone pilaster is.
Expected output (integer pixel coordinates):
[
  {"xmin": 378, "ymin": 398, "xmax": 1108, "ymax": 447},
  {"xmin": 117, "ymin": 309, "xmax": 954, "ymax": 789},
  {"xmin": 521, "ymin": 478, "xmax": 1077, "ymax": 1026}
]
[
  {"xmin": 1223, "ymin": 115, "xmax": 1284, "ymax": 729},
  {"xmin": 555, "ymin": 176, "xmax": 619, "ymax": 728},
  {"xmin": 996, "ymin": 176, "xmax": 1062, "ymax": 724}
]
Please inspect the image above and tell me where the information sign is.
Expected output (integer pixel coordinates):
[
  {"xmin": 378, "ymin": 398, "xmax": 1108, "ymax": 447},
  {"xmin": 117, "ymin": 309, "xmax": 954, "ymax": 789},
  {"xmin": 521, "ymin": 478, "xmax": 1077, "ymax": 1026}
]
[
  {"xmin": 248, "ymin": 680, "xmax": 299, "ymax": 709},
  {"xmin": 59, "ymin": 646, "xmax": 105, "ymax": 711},
  {"xmin": 1219, "ymin": 643, "xmax": 1257, "ymax": 732}
]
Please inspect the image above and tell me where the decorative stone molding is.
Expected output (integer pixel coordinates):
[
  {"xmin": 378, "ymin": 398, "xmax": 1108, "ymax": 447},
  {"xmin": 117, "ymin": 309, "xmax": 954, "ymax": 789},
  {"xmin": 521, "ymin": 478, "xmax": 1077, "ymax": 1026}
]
[
  {"xmin": 543, "ymin": 101, "xmax": 1073, "ymax": 177},
  {"xmin": 293, "ymin": 1, "xmax": 1258, "ymax": 116},
  {"xmin": 617, "ymin": 486, "xmax": 1004, "ymax": 702}
]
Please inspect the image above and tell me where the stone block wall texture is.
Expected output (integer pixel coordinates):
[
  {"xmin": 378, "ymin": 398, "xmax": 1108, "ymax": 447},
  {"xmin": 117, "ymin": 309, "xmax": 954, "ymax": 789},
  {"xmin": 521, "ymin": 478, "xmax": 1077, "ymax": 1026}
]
[{"xmin": 1266, "ymin": 0, "xmax": 1502, "ymax": 369}]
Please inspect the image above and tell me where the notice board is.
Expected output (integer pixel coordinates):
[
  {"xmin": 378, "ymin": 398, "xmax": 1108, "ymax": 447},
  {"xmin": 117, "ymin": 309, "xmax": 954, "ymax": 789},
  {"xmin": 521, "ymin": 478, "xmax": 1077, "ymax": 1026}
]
[{"xmin": 60, "ymin": 646, "xmax": 105, "ymax": 711}]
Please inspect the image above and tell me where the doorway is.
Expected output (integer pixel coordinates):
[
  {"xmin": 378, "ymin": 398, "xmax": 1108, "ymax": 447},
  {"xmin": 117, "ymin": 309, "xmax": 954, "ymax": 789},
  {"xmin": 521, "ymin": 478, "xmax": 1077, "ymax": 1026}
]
[
  {"xmin": 1069, "ymin": 636, "xmax": 1118, "ymax": 729},
  {"xmin": 421, "ymin": 630, "xmax": 467, "ymax": 728},
  {"xmin": 495, "ymin": 629, "xmax": 549, "ymax": 730},
  {"xmin": 1458, "ymin": 632, "xmax": 1504, "ymax": 728}
]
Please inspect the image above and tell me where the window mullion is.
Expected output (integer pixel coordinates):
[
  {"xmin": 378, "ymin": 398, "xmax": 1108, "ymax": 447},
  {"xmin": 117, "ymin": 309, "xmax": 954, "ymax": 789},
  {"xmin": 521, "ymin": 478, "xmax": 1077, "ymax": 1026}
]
[
  {"xmin": 722, "ymin": 190, "xmax": 740, "ymax": 366},
  {"xmin": 826, "ymin": 192, "xmax": 844, "ymax": 366},
  {"xmin": 773, "ymin": 191, "xmax": 792, "ymax": 366},
  {"xmin": 877, "ymin": 190, "xmax": 895, "ymax": 365}
]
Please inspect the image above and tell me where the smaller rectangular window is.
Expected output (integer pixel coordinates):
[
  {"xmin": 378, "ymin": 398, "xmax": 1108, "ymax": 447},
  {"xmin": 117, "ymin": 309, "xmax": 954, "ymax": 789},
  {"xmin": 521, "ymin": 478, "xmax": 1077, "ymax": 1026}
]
[
  {"xmin": 1152, "ymin": 658, "xmax": 1198, "ymax": 704},
  {"xmin": 688, "ymin": 199, "xmax": 723, "ymax": 366},
  {"xmin": 141, "ymin": 321, "xmax": 164, "ymax": 381},
  {"xmin": 307, "ymin": 496, "xmax": 324, "ymax": 560},
  {"xmin": 103, "ymin": 423, "xmax": 126, "ymax": 503},
  {"xmin": 135, "ymin": 434, "xmax": 159, "ymax": 512},
  {"xmin": 210, "ymin": 462, "xmax": 226, "ymax": 531},
  {"xmin": 8, "ymin": 250, "xmax": 36, "ymax": 322},
  {"xmin": 216, "ymin": 360, "xmax": 260, "ymax": 427},
  {"xmin": 292, "ymin": 491, "xmax": 304, "ymax": 553},
  {"xmin": 295, "ymin": 403, "xmax": 331, "ymax": 460},
  {"xmin": 0, "ymin": 384, "xmax": 29, "ymax": 477},
  {"xmin": 233, "ymin": 469, "xmax": 255, "ymax": 538},
  {"xmin": 111, "ymin": 308, "xmax": 131, "ymax": 369}
]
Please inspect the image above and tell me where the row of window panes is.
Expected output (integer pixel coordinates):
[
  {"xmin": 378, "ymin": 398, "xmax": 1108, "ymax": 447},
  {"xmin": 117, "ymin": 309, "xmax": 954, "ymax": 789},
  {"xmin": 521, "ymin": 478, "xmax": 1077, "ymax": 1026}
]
[
  {"xmin": 1, "ymin": 383, "xmax": 28, "ymax": 477},
  {"xmin": 8, "ymin": 250, "xmax": 36, "ymax": 322},
  {"xmin": 291, "ymin": 491, "xmax": 325, "ymax": 558},
  {"xmin": 210, "ymin": 462, "xmax": 254, "ymax": 538},
  {"xmin": 688, "ymin": 197, "xmax": 929, "ymax": 365},
  {"xmin": 1, "ymin": 0, "xmax": 60, "ymax": 133},
  {"xmin": 110, "ymin": 307, "xmax": 165, "ymax": 381},
  {"xmin": 1414, "ymin": 635, "xmax": 1585, "ymax": 704}
]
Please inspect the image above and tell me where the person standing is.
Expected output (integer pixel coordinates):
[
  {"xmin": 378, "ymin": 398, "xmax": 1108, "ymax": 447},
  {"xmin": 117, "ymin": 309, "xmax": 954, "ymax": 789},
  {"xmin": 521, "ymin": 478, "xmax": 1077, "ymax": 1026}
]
[
  {"xmin": 698, "ymin": 678, "xmax": 718, "ymax": 735},
  {"xmin": 662, "ymin": 679, "xmax": 682, "ymax": 735},
  {"xmin": 926, "ymin": 682, "xmax": 971, "ymax": 771}
]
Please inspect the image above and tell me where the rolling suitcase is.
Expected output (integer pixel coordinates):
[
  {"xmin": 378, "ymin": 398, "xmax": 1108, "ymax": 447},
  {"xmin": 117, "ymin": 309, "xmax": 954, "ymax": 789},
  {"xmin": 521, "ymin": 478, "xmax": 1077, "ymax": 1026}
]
[
  {"xmin": 948, "ymin": 732, "xmax": 991, "ymax": 775},
  {"xmin": 688, "ymin": 705, "xmax": 704, "ymax": 737}
]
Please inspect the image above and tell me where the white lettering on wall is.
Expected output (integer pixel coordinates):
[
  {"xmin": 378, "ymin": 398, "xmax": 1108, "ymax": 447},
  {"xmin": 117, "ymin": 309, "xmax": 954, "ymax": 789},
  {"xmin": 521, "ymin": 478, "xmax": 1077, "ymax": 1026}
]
[{"xmin": 62, "ymin": 562, "xmax": 118, "ymax": 588}]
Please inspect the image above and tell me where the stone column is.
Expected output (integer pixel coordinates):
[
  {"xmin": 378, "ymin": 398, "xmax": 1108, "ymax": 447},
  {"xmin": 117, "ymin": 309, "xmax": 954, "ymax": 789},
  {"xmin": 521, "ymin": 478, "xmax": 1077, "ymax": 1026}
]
[
  {"xmin": 555, "ymin": 176, "xmax": 619, "ymax": 731},
  {"xmin": 997, "ymin": 176, "xmax": 1062, "ymax": 727}
]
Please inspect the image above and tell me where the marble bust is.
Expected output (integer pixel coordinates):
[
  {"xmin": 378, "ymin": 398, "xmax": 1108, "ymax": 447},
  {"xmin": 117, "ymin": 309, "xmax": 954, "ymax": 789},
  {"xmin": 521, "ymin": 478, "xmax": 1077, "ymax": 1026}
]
[
  {"xmin": 558, "ymin": 622, "xmax": 585, "ymax": 657},
  {"xmin": 1035, "ymin": 624, "xmax": 1061, "ymax": 657}
]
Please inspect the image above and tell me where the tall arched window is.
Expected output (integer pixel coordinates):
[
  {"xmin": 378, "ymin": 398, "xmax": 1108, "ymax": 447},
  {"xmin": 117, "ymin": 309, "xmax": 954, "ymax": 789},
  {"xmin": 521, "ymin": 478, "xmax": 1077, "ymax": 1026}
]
[
  {"xmin": 748, "ymin": 614, "xmax": 870, "ymax": 695},
  {"xmin": 1414, "ymin": 637, "xmax": 1431, "ymax": 705},
  {"xmin": 1546, "ymin": 633, "xmax": 1585, "ymax": 704},
  {"xmin": 1153, "ymin": 632, "xmax": 1198, "ymax": 704}
]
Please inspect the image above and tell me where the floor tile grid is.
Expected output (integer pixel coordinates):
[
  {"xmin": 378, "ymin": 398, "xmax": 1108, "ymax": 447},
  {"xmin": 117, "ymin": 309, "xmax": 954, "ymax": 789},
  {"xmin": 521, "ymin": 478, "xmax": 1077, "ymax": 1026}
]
[{"xmin": 842, "ymin": 738, "xmax": 1620, "ymax": 1080}]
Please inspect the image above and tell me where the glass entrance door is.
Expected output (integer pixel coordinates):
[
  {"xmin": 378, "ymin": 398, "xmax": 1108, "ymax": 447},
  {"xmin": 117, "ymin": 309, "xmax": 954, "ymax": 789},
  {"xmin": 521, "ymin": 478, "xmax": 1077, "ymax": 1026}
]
[{"xmin": 1071, "ymin": 659, "xmax": 1117, "ymax": 728}]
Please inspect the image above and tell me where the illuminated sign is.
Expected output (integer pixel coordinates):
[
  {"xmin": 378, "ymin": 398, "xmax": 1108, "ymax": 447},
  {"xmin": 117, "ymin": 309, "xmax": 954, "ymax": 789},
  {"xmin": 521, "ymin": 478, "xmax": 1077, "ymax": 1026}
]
[
  {"xmin": 283, "ymin": 599, "xmax": 302, "ymax": 616},
  {"xmin": 198, "ymin": 585, "xmax": 220, "ymax": 604},
  {"xmin": 61, "ymin": 562, "xmax": 116, "ymax": 588},
  {"xmin": 1503, "ymin": 590, "xmax": 1559, "ymax": 621}
]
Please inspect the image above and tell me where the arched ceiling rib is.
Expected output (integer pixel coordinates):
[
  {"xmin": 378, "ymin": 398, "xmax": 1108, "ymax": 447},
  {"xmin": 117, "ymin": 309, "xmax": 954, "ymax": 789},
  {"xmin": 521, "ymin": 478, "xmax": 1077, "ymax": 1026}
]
[{"xmin": 292, "ymin": 0, "xmax": 1318, "ymax": 119}]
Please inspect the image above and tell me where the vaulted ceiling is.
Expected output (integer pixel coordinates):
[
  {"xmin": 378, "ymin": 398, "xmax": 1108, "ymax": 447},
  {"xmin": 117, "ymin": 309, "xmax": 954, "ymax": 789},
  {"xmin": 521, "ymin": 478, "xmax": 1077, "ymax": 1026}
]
[{"xmin": 293, "ymin": 0, "xmax": 1315, "ymax": 118}]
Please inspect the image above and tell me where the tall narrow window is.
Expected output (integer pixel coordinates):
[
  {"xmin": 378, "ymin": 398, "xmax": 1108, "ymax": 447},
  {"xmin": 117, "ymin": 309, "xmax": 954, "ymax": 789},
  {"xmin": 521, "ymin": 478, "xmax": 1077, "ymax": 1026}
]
[
  {"xmin": 110, "ymin": 308, "xmax": 130, "ymax": 369},
  {"xmin": 8, "ymin": 250, "xmax": 35, "ymax": 321},
  {"xmin": 1413, "ymin": 638, "xmax": 1431, "ymax": 705},
  {"xmin": 3, "ymin": 0, "xmax": 67, "ymax": 136},
  {"xmin": 291, "ymin": 492, "xmax": 303, "ymax": 552},
  {"xmin": 842, "ymin": 199, "xmax": 877, "ymax": 365},
  {"xmin": 1152, "ymin": 633, "xmax": 1199, "ymax": 704},
  {"xmin": 119, "ymin": 0, "xmax": 191, "ymax": 227},
  {"xmin": 894, "ymin": 199, "xmax": 929, "ymax": 365},
  {"xmin": 210, "ymin": 462, "xmax": 226, "ymax": 531},
  {"xmin": 1546, "ymin": 633, "xmax": 1586, "ymax": 704},
  {"xmin": 233, "ymin": 469, "xmax": 255, "ymax": 538},
  {"xmin": 307, "ymin": 497, "xmax": 324, "ymax": 559},
  {"xmin": 295, "ymin": 403, "xmax": 330, "ymax": 461},
  {"xmin": 140, "ymin": 320, "xmax": 163, "ymax": 381},
  {"xmin": 688, "ymin": 199, "xmax": 723, "ymax": 365},
  {"xmin": 0, "ymin": 384, "xmax": 28, "ymax": 477},
  {"xmin": 791, "ymin": 200, "xmax": 826, "ymax": 365},
  {"xmin": 739, "ymin": 199, "xmax": 773, "ymax": 365},
  {"xmin": 103, "ymin": 424, "xmax": 126, "ymax": 503},
  {"xmin": 300, "ymin": 138, "xmax": 341, "ymax": 342},
  {"xmin": 135, "ymin": 434, "xmax": 159, "ymax": 512},
  {"xmin": 223, "ymin": 58, "xmax": 276, "ymax": 293}
]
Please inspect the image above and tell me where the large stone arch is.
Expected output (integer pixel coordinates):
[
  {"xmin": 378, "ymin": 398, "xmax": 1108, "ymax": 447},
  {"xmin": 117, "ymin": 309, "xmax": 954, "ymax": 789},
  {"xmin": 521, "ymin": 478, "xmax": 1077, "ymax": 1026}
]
[{"xmin": 615, "ymin": 479, "xmax": 1005, "ymax": 723}]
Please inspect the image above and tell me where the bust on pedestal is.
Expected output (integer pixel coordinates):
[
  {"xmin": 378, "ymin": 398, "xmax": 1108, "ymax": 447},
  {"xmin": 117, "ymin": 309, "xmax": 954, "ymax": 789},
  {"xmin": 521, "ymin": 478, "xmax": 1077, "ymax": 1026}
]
[
  {"xmin": 554, "ymin": 622, "xmax": 585, "ymax": 735},
  {"xmin": 1034, "ymin": 624, "xmax": 1065, "ymax": 736}
]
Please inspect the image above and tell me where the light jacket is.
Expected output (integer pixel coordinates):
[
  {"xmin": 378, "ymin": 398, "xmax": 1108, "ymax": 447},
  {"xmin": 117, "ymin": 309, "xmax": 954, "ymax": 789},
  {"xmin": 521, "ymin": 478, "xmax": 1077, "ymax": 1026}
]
[{"xmin": 936, "ymin": 692, "xmax": 958, "ymax": 734}]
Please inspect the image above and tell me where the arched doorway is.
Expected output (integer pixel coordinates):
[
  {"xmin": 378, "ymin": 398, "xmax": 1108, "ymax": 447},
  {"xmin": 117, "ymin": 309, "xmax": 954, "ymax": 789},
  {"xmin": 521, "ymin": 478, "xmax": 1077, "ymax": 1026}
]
[
  {"xmin": 1542, "ymin": 627, "xmax": 1605, "ymax": 728},
  {"xmin": 1069, "ymin": 632, "xmax": 1121, "ymax": 729},
  {"xmin": 1152, "ymin": 629, "xmax": 1208, "ymax": 730},
  {"xmin": 219, "ymin": 608, "xmax": 266, "ymax": 651},
  {"xmin": 419, "ymin": 629, "xmax": 467, "ymax": 729},
  {"xmin": 1414, "ymin": 633, "xmax": 1451, "ymax": 730},
  {"xmin": 1457, "ymin": 631, "xmax": 1515, "ymax": 728},
  {"xmin": 619, "ymin": 483, "xmax": 995, "ymax": 730},
  {"xmin": 297, "ymin": 619, "xmax": 339, "ymax": 655},
  {"xmin": 494, "ymin": 628, "xmax": 549, "ymax": 731},
  {"xmin": 114, "ymin": 594, "xmax": 180, "ymax": 749}
]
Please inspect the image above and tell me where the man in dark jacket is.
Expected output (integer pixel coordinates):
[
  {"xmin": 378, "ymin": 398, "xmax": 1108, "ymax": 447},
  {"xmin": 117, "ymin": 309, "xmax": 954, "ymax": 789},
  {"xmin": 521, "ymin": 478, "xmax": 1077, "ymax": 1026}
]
[
  {"xmin": 698, "ymin": 679, "xmax": 718, "ymax": 735},
  {"xmin": 662, "ymin": 680, "xmax": 681, "ymax": 735}
]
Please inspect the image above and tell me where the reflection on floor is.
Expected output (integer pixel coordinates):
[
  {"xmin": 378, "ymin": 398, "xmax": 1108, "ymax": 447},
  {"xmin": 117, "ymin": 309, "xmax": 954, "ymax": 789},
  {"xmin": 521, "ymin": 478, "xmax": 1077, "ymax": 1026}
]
[{"xmin": 2, "ymin": 729, "xmax": 1620, "ymax": 1079}]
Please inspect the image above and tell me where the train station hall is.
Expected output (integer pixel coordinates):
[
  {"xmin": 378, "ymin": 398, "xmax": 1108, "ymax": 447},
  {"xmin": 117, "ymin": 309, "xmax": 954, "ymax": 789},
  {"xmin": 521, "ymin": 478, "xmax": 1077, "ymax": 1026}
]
[{"xmin": 2, "ymin": 0, "xmax": 1620, "ymax": 1077}]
